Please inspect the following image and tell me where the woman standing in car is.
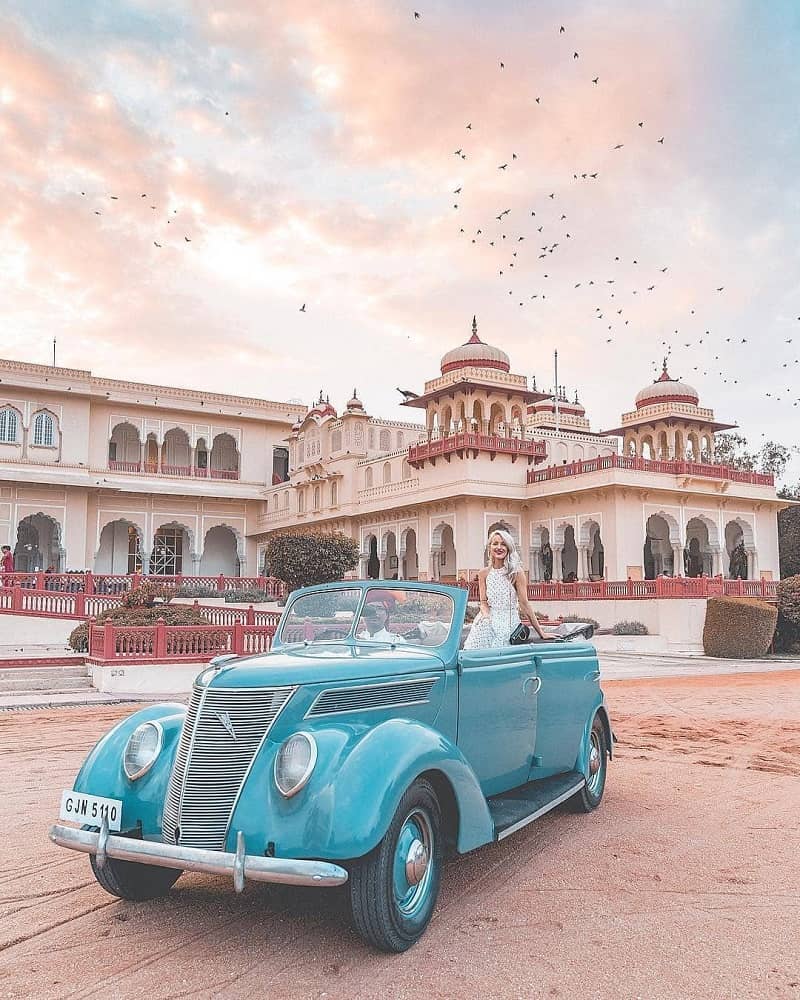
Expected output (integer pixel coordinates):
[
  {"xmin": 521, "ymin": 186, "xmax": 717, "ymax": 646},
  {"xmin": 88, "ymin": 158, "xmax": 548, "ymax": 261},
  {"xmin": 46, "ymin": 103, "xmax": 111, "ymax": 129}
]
[{"xmin": 464, "ymin": 529, "xmax": 547, "ymax": 648}]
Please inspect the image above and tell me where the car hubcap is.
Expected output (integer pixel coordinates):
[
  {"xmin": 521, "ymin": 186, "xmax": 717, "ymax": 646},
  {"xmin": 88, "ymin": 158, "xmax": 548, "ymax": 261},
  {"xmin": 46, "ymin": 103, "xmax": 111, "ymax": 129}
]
[
  {"xmin": 393, "ymin": 809, "xmax": 435, "ymax": 917},
  {"xmin": 587, "ymin": 731, "xmax": 603, "ymax": 794}
]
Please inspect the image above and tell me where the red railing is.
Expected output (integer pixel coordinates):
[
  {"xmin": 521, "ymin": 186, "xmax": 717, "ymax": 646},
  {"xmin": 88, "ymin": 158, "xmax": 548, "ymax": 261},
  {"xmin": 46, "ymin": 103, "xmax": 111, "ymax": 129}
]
[
  {"xmin": 107, "ymin": 463, "xmax": 240, "ymax": 481},
  {"xmin": 88, "ymin": 620, "xmax": 278, "ymax": 663},
  {"xmin": 0, "ymin": 572, "xmax": 285, "ymax": 597},
  {"xmin": 528, "ymin": 454, "xmax": 775, "ymax": 486},
  {"xmin": 461, "ymin": 577, "xmax": 778, "ymax": 601},
  {"xmin": 108, "ymin": 460, "xmax": 141, "ymax": 473},
  {"xmin": 409, "ymin": 432, "xmax": 547, "ymax": 466}
]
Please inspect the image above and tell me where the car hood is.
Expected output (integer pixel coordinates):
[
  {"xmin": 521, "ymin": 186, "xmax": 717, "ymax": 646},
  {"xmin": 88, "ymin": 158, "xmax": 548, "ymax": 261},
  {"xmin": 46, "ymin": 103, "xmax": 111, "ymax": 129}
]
[{"xmin": 202, "ymin": 641, "xmax": 445, "ymax": 688}]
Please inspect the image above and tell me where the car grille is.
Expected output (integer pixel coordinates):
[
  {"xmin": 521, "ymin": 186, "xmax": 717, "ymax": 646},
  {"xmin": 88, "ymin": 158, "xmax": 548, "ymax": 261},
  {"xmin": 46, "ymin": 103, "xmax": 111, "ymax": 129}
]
[
  {"xmin": 306, "ymin": 678, "xmax": 438, "ymax": 716},
  {"xmin": 162, "ymin": 684, "xmax": 296, "ymax": 850}
]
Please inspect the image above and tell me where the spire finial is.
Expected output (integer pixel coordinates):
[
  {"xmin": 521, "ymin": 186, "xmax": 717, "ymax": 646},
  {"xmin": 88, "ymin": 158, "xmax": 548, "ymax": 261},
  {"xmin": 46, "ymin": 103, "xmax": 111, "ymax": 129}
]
[{"xmin": 467, "ymin": 315, "xmax": 482, "ymax": 344}]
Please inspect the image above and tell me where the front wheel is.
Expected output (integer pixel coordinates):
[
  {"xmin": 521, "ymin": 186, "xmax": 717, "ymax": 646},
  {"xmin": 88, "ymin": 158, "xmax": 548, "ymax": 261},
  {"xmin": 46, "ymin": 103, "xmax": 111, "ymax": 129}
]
[
  {"xmin": 570, "ymin": 714, "xmax": 608, "ymax": 813},
  {"xmin": 90, "ymin": 854, "xmax": 182, "ymax": 900},
  {"xmin": 349, "ymin": 778, "xmax": 442, "ymax": 952}
]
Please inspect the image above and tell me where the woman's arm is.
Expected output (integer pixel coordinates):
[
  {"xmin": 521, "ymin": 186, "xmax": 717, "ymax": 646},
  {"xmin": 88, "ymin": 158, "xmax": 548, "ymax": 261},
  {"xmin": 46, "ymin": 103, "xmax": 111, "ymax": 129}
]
[
  {"xmin": 478, "ymin": 569, "xmax": 490, "ymax": 618},
  {"xmin": 514, "ymin": 572, "xmax": 547, "ymax": 638}
]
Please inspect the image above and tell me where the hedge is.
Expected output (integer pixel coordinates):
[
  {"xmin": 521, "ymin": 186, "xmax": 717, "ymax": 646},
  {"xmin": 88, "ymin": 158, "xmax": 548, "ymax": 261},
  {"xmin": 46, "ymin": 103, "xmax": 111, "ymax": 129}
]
[
  {"xmin": 774, "ymin": 575, "xmax": 800, "ymax": 653},
  {"xmin": 69, "ymin": 603, "xmax": 211, "ymax": 652},
  {"xmin": 702, "ymin": 597, "xmax": 777, "ymax": 659},
  {"xmin": 612, "ymin": 621, "xmax": 649, "ymax": 635}
]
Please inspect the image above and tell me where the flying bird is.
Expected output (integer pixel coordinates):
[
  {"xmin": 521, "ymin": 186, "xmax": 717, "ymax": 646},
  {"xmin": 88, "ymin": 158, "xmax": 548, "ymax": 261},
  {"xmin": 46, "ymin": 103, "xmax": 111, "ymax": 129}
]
[
  {"xmin": 498, "ymin": 163, "xmax": 508, "ymax": 170},
  {"xmin": 299, "ymin": 304, "xmax": 306, "ymax": 312},
  {"xmin": 454, "ymin": 187, "xmax": 461, "ymax": 193},
  {"xmin": 184, "ymin": 236, "xmax": 191, "ymax": 242},
  {"xmin": 109, "ymin": 195, "xmax": 118, "ymax": 200},
  {"xmin": 573, "ymin": 51, "xmax": 579, "ymax": 59},
  {"xmin": 613, "ymin": 143, "xmax": 624, "ymax": 150},
  {"xmin": 559, "ymin": 25, "xmax": 565, "ymax": 32},
  {"xmin": 500, "ymin": 61, "xmax": 505, "ymax": 69},
  {"xmin": 657, "ymin": 136, "xmax": 664, "ymax": 143},
  {"xmin": 397, "ymin": 388, "xmax": 419, "ymax": 400},
  {"xmin": 153, "ymin": 241, "xmax": 162, "ymax": 247},
  {"xmin": 592, "ymin": 77, "xmax": 599, "ymax": 84}
]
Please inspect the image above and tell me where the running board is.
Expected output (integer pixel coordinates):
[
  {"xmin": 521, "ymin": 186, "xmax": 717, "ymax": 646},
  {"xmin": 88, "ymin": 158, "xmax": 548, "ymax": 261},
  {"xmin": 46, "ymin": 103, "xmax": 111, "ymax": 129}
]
[{"xmin": 488, "ymin": 771, "xmax": 585, "ymax": 841}]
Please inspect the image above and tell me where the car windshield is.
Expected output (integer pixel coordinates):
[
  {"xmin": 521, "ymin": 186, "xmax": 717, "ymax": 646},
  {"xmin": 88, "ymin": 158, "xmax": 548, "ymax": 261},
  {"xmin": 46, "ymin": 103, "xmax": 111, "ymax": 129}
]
[
  {"xmin": 279, "ymin": 588, "xmax": 456, "ymax": 647},
  {"xmin": 355, "ymin": 589, "xmax": 455, "ymax": 647},
  {"xmin": 280, "ymin": 589, "xmax": 361, "ymax": 644}
]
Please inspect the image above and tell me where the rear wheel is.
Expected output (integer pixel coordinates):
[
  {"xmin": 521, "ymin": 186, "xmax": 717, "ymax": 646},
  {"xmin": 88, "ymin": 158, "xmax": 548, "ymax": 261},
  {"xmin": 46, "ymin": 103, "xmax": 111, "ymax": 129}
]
[
  {"xmin": 90, "ymin": 854, "xmax": 182, "ymax": 900},
  {"xmin": 349, "ymin": 778, "xmax": 442, "ymax": 952},
  {"xmin": 570, "ymin": 714, "xmax": 608, "ymax": 813}
]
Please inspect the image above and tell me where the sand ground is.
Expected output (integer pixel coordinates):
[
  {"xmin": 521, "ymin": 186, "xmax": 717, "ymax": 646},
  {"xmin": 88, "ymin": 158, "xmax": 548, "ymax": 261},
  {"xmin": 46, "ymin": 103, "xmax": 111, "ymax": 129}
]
[{"xmin": 0, "ymin": 671, "xmax": 798, "ymax": 1000}]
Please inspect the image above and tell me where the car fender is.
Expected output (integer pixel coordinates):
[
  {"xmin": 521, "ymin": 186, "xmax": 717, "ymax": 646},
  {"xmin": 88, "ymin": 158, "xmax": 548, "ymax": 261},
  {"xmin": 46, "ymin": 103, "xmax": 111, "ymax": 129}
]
[
  {"xmin": 72, "ymin": 703, "xmax": 186, "ymax": 835},
  {"xmin": 573, "ymin": 701, "xmax": 613, "ymax": 779},
  {"xmin": 246, "ymin": 719, "xmax": 494, "ymax": 860}
]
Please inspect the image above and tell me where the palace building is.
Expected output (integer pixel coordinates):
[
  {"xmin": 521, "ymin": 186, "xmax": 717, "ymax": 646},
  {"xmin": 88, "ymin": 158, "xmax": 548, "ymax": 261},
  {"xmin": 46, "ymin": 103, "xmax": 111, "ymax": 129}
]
[{"xmin": 0, "ymin": 319, "xmax": 783, "ymax": 584}]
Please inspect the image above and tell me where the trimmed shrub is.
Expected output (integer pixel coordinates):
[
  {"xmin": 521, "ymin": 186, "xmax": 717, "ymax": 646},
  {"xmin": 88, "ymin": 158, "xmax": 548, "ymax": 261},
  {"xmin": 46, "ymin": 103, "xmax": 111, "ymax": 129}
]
[
  {"xmin": 702, "ymin": 597, "xmax": 778, "ymax": 659},
  {"xmin": 266, "ymin": 530, "xmax": 360, "ymax": 591},
  {"xmin": 120, "ymin": 582, "xmax": 176, "ymax": 608},
  {"xmin": 611, "ymin": 621, "xmax": 649, "ymax": 635},
  {"xmin": 174, "ymin": 585, "xmax": 220, "ymax": 599},
  {"xmin": 224, "ymin": 589, "xmax": 270, "ymax": 603},
  {"xmin": 774, "ymin": 575, "xmax": 800, "ymax": 653},
  {"xmin": 561, "ymin": 614, "xmax": 600, "ymax": 629},
  {"xmin": 69, "ymin": 603, "xmax": 211, "ymax": 652}
]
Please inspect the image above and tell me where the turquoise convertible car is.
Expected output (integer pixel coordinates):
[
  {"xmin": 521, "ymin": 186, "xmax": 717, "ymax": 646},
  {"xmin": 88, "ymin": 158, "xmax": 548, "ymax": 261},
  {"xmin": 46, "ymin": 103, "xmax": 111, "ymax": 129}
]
[{"xmin": 50, "ymin": 581, "xmax": 611, "ymax": 952}]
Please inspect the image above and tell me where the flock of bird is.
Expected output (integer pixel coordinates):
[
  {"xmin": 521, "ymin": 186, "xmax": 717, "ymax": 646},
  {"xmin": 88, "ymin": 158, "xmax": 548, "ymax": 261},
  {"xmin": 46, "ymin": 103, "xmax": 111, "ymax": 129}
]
[
  {"xmin": 412, "ymin": 12, "xmax": 800, "ymax": 414},
  {"xmin": 77, "ymin": 9, "xmax": 799, "ymax": 413}
]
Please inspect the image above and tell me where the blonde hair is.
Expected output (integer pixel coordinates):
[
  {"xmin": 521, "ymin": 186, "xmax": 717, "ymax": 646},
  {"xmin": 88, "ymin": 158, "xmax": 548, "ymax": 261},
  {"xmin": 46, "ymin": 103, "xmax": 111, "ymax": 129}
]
[{"xmin": 487, "ymin": 529, "xmax": 522, "ymax": 581}]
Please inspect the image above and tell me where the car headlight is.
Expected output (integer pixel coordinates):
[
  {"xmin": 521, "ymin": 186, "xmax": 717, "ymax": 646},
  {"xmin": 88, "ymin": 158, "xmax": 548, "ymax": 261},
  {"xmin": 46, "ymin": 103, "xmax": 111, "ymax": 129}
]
[
  {"xmin": 274, "ymin": 732, "xmax": 317, "ymax": 798},
  {"xmin": 123, "ymin": 722, "xmax": 163, "ymax": 781}
]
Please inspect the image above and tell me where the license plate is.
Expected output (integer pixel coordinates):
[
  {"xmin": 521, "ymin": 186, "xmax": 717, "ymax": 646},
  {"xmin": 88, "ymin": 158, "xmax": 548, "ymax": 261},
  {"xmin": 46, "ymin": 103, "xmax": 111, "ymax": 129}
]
[{"xmin": 59, "ymin": 790, "xmax": 123, "ymax": 831}]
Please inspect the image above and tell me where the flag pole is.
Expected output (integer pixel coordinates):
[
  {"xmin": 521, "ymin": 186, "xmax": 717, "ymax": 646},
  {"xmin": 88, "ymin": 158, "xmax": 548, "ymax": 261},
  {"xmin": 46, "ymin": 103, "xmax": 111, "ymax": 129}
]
[{"xmin": 554, "ymin": 349, "xmax": 559, "ymax": 434}]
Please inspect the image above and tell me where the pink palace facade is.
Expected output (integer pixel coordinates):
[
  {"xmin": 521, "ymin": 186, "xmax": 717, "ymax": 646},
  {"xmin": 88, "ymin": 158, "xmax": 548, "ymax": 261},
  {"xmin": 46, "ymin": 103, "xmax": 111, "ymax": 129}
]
[{"xmin": 0, "ymin": 320, "xmax": 783, "ymax": 585}]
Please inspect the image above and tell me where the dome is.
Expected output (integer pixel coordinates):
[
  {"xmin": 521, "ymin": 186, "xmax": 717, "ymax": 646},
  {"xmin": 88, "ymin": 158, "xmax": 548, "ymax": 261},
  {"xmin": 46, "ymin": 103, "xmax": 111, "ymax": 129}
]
[
  {"xmin": 440, "ymin": 317, "xmax": 510, "ymax": 375},
  {"xmin": 346, "ymin": 388, "xmax": 364, "ymax": 411},
  {"xmin": 635, "ymin": 362, "xmax": 699, "ymax": 409}
]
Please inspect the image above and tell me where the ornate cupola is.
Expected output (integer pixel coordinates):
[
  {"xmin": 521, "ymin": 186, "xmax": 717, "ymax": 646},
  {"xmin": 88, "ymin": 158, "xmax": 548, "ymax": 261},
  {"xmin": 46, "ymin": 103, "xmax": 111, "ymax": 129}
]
[
  {"xmin": 603, "ymin": 359, "xmax": 736, "ymax": 460},
  {"xmin": 404, "ymin": 317, "xmax": 549, "ymax": 468},
  {"xmin": 439, "ymin": 316, "xmax": 511, "ymax": 374}
]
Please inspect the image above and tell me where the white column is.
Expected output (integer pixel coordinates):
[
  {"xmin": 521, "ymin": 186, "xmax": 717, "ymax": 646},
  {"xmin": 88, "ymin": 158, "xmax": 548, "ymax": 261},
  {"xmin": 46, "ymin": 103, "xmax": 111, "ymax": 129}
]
[
  {"xmin": 671, "ymin": 543, "xmax": 683, "ymax": 576},
  {"xmin": 578, "ymin": 545, "xmax": 589, "ymax": 580},
  {"xmin": 553, "ymin": 545, "xmax": 563, "ymax": 581},
  {"xmin": 529, "ymin": 548, "xmax": 541, "ymax": 582}
]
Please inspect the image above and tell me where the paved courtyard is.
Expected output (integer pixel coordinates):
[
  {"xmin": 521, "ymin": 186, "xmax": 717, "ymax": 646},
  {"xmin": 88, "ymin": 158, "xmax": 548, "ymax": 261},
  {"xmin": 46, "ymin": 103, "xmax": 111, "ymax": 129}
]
[{"xmin": 0, "ymin": 669, "xmax": 798, "ymax": 999}]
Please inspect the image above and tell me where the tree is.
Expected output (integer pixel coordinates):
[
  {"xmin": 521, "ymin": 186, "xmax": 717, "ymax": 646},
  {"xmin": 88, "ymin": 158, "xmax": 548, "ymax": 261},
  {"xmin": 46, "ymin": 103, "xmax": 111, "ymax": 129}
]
[
  {"xmin": 266, "ymin": 530, "xmax": 360, "ymax": 591},
  {"xmin": 711, "ymin": 433, "xmax": 797, "ymax": 481}
]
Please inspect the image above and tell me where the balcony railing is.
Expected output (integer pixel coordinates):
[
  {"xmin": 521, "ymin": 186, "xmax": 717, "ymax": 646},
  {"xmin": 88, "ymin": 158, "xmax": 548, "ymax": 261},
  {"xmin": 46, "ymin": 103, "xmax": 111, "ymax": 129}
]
[
  {"xmin": 409, "ymin": 432, "xmax": 547, "ymax": 466},
  {"xmin": 528, "ymin": 454, "xmax": 774, "ymax": 487},
  {"xmin": 108, "ymin": 461, "xmax": 240, "ymax": 481},
  {"xmin": 460, "ymin": 577, "xmax": 778, "ymax": 602}
]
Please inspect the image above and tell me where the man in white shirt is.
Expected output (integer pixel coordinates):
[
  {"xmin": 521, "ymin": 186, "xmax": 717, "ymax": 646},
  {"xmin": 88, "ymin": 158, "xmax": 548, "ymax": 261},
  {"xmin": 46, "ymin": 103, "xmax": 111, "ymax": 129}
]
[{"xmin": 357, "ymin": 602, "xmax": 407, "ymax": 643}]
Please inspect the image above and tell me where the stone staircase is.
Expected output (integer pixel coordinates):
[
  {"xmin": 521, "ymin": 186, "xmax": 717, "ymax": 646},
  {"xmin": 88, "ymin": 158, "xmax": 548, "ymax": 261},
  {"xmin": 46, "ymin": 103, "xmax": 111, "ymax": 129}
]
[{"xmin": 0, "ymin": 664, "xmax": 94, "ymax": 697}]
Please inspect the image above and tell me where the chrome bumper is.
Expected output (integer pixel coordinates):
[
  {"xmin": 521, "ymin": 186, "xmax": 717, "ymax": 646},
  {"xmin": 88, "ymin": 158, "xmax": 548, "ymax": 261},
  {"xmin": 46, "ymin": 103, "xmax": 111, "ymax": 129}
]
[{"xmin": 49, "ymin": 821, "xmax": 348, "ymax": 891}]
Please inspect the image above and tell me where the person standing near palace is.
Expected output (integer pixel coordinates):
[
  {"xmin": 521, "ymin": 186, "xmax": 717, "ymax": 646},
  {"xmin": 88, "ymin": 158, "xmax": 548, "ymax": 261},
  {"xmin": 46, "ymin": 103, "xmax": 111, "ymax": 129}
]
[
  {"xmin": 1, "ymin": 545, "xmax": 14, "ymax": 581},
  {"xmin": 464, "ymin": 529, "xmax": 548, "ymax": 648}
]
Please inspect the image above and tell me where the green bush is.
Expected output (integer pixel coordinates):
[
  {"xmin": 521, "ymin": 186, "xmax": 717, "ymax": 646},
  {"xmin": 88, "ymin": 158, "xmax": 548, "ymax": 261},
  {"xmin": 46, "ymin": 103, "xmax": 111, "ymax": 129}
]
[
  {"xmin": 69, "ymin": 603, "xmax": 211, "ymax": 652},
  {"xmin": 174, "ymin": 585, "xmax": 220, "ymax": 599},
  {"xmin": 702, "ymin": 597, "xmax": 778, "ymax": 659},
  {"xmin": 266, "ymin": 530, "xmax": 360, "ymax": 591},
  {"xmin": 223, "ymin": 589, "xmax": 270, "ymax": 603},
  {"xmin": 612, "ymin": 621, "xmax": 649, "ymax": 635},
  {"xmin": 774, "ymin": 575, "xmax": 800, "ymax": 652},
  {"xmin": 120, "ymin": 582, "xmax": 176, "ymax": 608},
  {"xmin": 562, "ymin": 613, "xmax": 600, "ymax": 628}
]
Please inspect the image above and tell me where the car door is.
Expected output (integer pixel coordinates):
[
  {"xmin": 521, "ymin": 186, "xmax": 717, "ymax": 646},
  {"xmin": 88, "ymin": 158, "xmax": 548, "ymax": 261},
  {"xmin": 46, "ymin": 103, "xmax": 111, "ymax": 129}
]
[{"xmin": 456, "ymin": 646, "xmax": 539, "ymax": 796}]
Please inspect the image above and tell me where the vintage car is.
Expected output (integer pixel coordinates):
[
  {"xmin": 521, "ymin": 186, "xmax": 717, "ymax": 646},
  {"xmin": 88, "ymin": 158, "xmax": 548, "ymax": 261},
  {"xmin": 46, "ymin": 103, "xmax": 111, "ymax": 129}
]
[{"xmin": 50, "ymin": 581, "xmax": 611, "ymax": 952}]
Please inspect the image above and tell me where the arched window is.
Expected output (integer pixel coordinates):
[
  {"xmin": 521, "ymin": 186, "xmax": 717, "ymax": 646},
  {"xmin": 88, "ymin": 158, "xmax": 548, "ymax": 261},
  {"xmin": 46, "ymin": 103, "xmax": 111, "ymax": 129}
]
[
  {"xmin": 379, "ymin": 429, "xmax": 390, "ymax": 451},
  {"xmin": 330, "ymin": 480, "xmax": 338, "ymax": 506},
  {"xmin": 331, "ymin": 429, "xmax": 342, "ymax": 452},
  {"xmin": 383, "ymin": 462, "xmax": 392, "ymax": 484},
  {"xmin": 298, "ymin": 491, "xmax": 306, "ymax": 513},
  {"xmin": 365, "ymin": 467, "xmax": 373, "ymax": 489},
  {"xmin": 313, "ymin": 486, "xmax": 320, "ymax": 510},
  {"xmin": 396, "ymin": 431, "xmax": 404, "ymax": 448},
  {"xmin": 402, "ymin": 459, "xmax": 413, "ymax": 480},
  {"xmin": 32, "ymin": 411, "xmax": 56, "ymax": 447},
  {"xmin": 0, "ymin": 408, "xmax": 19, "ymax": 444}
]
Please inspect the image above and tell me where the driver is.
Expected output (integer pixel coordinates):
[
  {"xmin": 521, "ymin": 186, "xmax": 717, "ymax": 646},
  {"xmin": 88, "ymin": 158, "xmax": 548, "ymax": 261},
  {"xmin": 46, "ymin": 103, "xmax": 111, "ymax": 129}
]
[{"xmin": 357, "ymin": 601, "xmax": 407, "ymax": 643}]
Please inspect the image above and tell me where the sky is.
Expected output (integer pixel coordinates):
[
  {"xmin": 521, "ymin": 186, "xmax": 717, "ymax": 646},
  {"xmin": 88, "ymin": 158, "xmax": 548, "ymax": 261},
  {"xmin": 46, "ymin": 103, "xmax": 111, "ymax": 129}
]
[{"xmin": 2, "ymin": 0, "xmax": 800, "ymax": 479}]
